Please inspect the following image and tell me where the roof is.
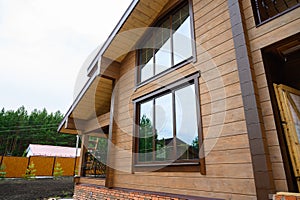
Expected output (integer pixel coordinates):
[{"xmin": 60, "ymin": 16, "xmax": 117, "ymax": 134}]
[
  {"xmin": 58, "ymin": 0, "xmax": 172, "ymax": 134},
  {"xmin": 26, "ymin": 144, "xmax": 80, "ymax": 158}
]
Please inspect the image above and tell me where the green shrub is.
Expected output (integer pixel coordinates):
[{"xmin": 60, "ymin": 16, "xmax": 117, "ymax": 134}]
[
  {"xmin": 53, "ymin": 162, "xmax": 64, "ymax": 179},
  {"xmin": 0, "ymin": 163, "xmax": 6, "ymax": 179},
  {"xmin": 23, "ymin": 162, "xmax": 36, "ymax": 180}
]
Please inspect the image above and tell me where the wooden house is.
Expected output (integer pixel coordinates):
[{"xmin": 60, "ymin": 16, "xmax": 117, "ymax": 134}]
[{"xmin": 58, "ymin": 0, "xmax": 300, "ymax": 199}]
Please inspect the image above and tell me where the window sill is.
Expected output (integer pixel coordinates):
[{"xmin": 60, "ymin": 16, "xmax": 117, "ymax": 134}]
[
  {"xmin": 135, "ymin": 56, "xmax": 196, "ymax": 90},
  {"xmin": 134, "ymin": 161, "xmax": 202, "ymax": 173}
]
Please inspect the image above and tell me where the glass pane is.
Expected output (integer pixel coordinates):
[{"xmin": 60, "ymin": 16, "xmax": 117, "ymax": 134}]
[
  {"xmin": 172, "ymin": 4, "xmax": 193, "ymax": 65},
  {"xmin": 140, "ymin": 35, "xmax": 154, "ymax": 82},
  {"xmin": 288, "ymin": 93, "xmax": 300, "ymax": 143},
  {"xmin": 154, "ymin": 20, "xmax": 172, "ymax": 75},
  {"xmin": 139, "ymin": 100, "xmax": 154, "ymax": 162},
  {"xmin": 84, "ymin": 135, "xmax": 107, "ymax": 178},
  {"xmin": 155, "ymin": 93, "xmax": 174, "ymax": 161},
  {"xmin": 141, "ymin": 57, "xmax": 154, "ymax": 82},
  {"xmin": 175, "ymin": 84, "xmax": 199, "ymax": 160}
]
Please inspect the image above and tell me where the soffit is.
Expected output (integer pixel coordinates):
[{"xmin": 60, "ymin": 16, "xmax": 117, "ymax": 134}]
[
  {"xmin": 103, "ymin": 0, "xmax": 171, "ymax": 63},
  {"xmin": 70, "ymin": 76, "xmax": 113, "ymax": 121}
]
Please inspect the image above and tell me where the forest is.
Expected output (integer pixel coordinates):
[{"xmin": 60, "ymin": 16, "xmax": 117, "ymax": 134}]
[{"xmin": 0, "ymin": 106, "xmax": 76, "ymax": 156}]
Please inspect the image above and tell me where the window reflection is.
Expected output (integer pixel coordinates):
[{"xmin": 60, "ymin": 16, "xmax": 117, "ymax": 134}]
[
  {"xmin": 155, "ymin": 20, "xmax": 172, "ymax": 74},
  {"xmin": 83, "ymin": 135, "xmax": 108, "ymax": 178},
  {"xmin": 140, "ymin": 36, "xmax": 154, "ymax": 82},
  {"xmin": 139, "ymin": 100, "xmax": 154, "ymax": 162},
  {"xmin": 173, "ymin": 5, "xmax": 192, "ymax": 65},
  {"xmin": 175, "ymin": 85, "xmax": 199, "ymax": 159},
  {"xmin": 137, "ymin": 82, "xmax": 200, "ymax": 163},
  {"xmin": 138, "ymin": 2, "xmax": 194, "ymax": 83},
  {"xmin": 141, "ymin": 57, "xmax": 154, "ymax": 82},
  {"xmin": 155, "ymin": 93, "xmax": 173, "ymax": 161}
]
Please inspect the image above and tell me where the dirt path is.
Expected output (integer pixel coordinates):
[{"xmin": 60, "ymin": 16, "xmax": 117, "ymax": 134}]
[{"xmin": 0, "ymin": 177, "xmax": 74, "ymax": 200}]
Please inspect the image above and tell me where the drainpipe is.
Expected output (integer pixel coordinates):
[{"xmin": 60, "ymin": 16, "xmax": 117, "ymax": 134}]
[{"xmin": 74, "ymin": 135, "xmax": 79, "ymax": 176}]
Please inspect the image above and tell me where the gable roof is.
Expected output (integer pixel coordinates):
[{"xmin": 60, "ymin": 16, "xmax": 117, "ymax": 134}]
[
  {"xmin": 58, "ymin": 0, "xmax": 174, "ymax": 134},
  {"xmin": 26, "ymin": 144, "xmax": 80, "ymax": 158}
]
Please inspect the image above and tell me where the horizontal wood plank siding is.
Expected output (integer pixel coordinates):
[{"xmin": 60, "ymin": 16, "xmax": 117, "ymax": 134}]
[
  {"xmin": 109, "ymin": 0, "xmax": 256, "ymax": 199},
  {"xmin": 241, "ymin": 0, "xmax": 300, "ymax": 192}
]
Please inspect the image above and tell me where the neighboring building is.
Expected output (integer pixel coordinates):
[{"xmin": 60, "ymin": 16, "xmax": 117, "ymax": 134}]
[
  {"xmin": 58, "ymin": 0, "xmax": 300, "ymax": 199},
  {"xmin": 25, "ymin": 144, "xmax": 80, "ymax": 158}
]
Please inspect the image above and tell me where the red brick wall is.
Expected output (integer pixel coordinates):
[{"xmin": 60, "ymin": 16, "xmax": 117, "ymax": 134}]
[
  {"xmin": 73, "ymin": 184, "xmax": 219, "ymax": 200},
  {"xmin": 274, "ymin": 193, "xmax": 300, "ymax": 200}
]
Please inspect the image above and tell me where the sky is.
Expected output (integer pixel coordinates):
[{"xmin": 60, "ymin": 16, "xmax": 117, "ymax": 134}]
[{"xmin": 0, "ymin": 0, "xmax": 131, "ymax": 114}]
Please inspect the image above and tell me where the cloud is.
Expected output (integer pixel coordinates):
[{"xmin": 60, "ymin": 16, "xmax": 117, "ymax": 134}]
[{"xmin": 0, "ymin": 0, "xmax": 132, "ymax": 113}]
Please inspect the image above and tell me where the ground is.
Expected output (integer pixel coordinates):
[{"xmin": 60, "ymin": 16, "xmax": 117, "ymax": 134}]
[{"xmin": 0, "ymin": 177, "xmax": 74, "ymax": 200}]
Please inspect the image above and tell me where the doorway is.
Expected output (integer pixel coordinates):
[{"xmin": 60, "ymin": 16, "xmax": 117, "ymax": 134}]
[{"xmin": 262, "ymin": 33, "xmax": 300, "ymax": 192}]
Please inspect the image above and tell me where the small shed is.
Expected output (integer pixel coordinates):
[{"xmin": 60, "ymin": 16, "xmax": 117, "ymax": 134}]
[{"xmin": 25, "ymin": 144, "xmax": 80, "ymax": 158}]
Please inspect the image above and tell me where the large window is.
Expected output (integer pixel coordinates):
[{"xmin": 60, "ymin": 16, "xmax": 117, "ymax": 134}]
[
  {"xmin": 138, "ymin": 1, "xmax": 195, "ymax": 84},
  {"xmin": 82, "ymin": 134, "xmax": 108, "ymax": 178},
  {"xmin": 134, "ymin": 74, "xmax": 202, "ymax": 168}
]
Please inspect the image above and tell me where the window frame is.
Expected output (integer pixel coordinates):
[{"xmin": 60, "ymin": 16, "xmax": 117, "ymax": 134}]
[
  {"xmin": 135, "ymin": 0, "xmax": 197, "ymax": 87},
  {"xmin": 132, "ymin": 73, "xmax": 205, "ymax": 174},
  {"xmin": 251, "ymin": 0, "xmax": 300, "ymax": 26}
]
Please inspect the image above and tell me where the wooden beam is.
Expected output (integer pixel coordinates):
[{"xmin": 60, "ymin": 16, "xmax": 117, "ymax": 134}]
[
  {"xmin": 60, "ymin": 125, "xmax": 81, "ymax": 135},
  {"xmin": 99, "ymin": 57, "xmax": 121, "ymax": 80},
  {"xmin": 84, "ymin": 112, "xmax": 111, "ymax": 133},
  {"xmin": 65, "ymin": 117, "xmax": 85, "ymax": 131}
]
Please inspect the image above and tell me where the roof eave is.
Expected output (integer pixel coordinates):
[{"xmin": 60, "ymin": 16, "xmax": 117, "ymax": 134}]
[
  {"xmin": 58, "ymin": 0, "xmax": 139, "ymax": 134},
  {"xmin": 86, "ymin": 0, "xmax": 139, "ymax": 74}
]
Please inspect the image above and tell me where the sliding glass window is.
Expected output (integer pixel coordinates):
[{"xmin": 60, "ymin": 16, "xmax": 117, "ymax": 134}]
[
  {"xmin": 136, "ymin": 80, "xmax": 200, "ymax": 164},
  {"xmin": 138, "ymin": 1, "xmax": 195, "ymax": 83}
]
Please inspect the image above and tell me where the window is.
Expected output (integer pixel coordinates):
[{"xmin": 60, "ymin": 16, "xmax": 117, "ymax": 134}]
[
  {"xmin": 251, "ymin": 0, "xmax": 300, "ymax": 25},
  {"xmin": 137, "ymin": 1, "xmax": 195, "ymax": 84},
  {"xmin": 134, "ymin": 74, "xmax": 202, "ymax": 168},
  {"xmin": 82, "ymin": 133, "xmax": 108, "ymax": 178}
]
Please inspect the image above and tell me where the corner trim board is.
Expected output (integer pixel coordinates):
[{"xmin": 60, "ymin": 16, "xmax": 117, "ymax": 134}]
[{"xmin": 227, "ymin": 0, "xmax": 275, "ymax": 199}]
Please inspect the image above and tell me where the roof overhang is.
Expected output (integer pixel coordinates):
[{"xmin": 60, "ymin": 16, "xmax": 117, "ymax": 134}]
[{"xmin": 58, "ymin": 0, "xmax": 173, "ymax": 134}]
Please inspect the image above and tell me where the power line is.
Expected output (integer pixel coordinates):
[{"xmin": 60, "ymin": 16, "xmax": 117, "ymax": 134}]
[
  {"xmin": 0, "ymin": 125, "xmax": 60, "ymax": 133},
  {"xmin": 0, "ymin": 123, "xmax": 60, "ymax": 129}
]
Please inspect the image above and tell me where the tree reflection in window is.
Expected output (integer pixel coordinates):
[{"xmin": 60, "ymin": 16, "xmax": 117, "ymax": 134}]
[
  {"xmin": 175, "ymin": 85, "xmax": 199, "ymax": 160},
  {"xmin": 137, "ymin": 82, "xmax": 199, "ymax": 163},
  {"xmin": 139, "ymin": 101, "xmax": 153, "ymax": 162}
]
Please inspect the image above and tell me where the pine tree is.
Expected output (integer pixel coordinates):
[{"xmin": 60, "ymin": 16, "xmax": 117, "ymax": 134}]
[
  {"xmin": 0, "ymin": 163, "xmax": 6, "ymax": 179},
  {"xmin": 23, "ymin": 162, "xmax": 36, "ymax": 180},
  {"xmin": 0, "ymin": 107, "xmax": 77, "ymax": 156},
  {"xmin": 53, "ymin": 162, "xmax": 64, "ymax": 179}
]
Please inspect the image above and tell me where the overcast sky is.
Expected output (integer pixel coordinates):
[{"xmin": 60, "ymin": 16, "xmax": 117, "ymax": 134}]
[{"xmin": 0, "ymin": 0, "xmax": 131, "ymax": 114}]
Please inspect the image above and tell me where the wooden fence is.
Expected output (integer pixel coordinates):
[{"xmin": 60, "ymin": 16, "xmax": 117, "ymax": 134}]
[{"xmin": 0, "ymin": 156, "xmax": 80, "ymax": 178}]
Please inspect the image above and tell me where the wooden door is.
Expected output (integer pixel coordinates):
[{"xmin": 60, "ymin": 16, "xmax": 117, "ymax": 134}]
[{"xmin": 274, "ymin": 84, "xmax": 300, "ymax": 190}]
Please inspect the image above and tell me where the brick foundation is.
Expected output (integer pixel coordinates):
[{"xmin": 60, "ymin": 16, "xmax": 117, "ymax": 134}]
[
  {"xmin": 73, "ymin": 183, "xmax": 221, "ymax": 200},
  {"xmin": 273, "ymin": 192, "xmax": 300, "ymax": 200}
]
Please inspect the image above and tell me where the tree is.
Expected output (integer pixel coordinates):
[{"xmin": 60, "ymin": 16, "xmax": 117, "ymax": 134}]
[
  {"xmin": 0, "ymin": 107, "xmax": 77, "ymax": 156},
  {"xmin": 23, "ymin": 161, "xmax": 36, "ymax": 180},
  {"xmin": 138, "ymin": 115, "xmax": 154, "ymax": 161},
  {"xmin": 53, "ymin": 162, "xmax": 64, "ymax": 179},
  {"xmin": 191, "ymin": 136, "xmax": 199, "ymax": 150},
  {"xmin": 0, "ymin": 163, "xmax": 6, "ymax": 179}
]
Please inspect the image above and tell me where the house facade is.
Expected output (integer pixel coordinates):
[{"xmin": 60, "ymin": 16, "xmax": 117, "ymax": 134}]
[{"xmin": 58, "ymin": 0, "xmax": 300, "ymax": 199}]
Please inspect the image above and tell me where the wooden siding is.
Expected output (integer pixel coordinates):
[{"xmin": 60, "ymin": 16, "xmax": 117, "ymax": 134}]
[
  {"xmin": 108, "ymin": 0, "xmax": 257, "ymax": 199},
  {"xmin": 241, "ymin": 0, "xmax": 300, "ymax": 192}
]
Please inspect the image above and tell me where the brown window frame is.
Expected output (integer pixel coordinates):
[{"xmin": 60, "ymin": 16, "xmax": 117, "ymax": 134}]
[
  {"xmin": 132, "ymin": 73, "xmax": 205, "ymax": 174},
  {"xmin": 251, "ymin": 0, "xmax": 300, "ymax": 26},
  {"xmin": 135, "ymin": 0, "xmax": 197, "ymax": 87}
]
